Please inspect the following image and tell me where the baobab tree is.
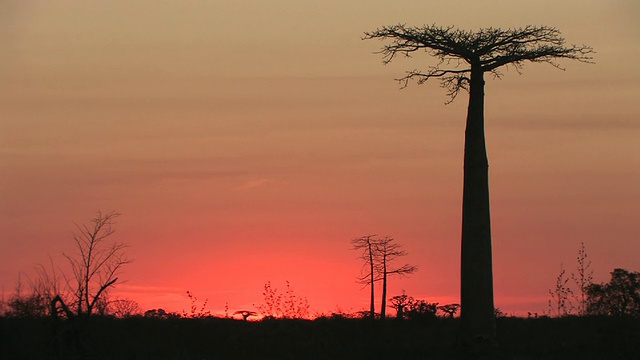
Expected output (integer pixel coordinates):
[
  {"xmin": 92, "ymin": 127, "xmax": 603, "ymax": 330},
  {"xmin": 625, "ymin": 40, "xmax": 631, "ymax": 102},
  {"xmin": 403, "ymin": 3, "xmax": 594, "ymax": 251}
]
[
  {"xmin": 352, "ymin": 235, "xmax": 417, "ymax": 319},
  {"xmin": 233, "ymin": 310, "xmax": 258, "ymax": 321},
  {"xmin": 438, "ymin": 303, "xmax": 461, "ymax": 318},
  {"xmin": 389, "ymin": 292, "xmax": 414, "ymax": 319},
  {"xmin": 375, "ymin": 237, "xmax": 417, "ymax": 319},
  {"xmin": 364, "ymin": 24, "xmax": 593, "ymax": 344}
]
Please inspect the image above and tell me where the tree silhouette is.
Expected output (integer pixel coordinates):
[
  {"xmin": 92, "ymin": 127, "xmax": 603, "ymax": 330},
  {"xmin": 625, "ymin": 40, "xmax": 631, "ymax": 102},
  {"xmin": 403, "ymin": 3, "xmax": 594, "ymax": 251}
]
[
  {"xmin": 389, "ymin": 292, "xmax": 414, "ymax": 319},
  {"xmin": 438, "ymin": 303, "xmax": 461, "ymax": 318},
  {"xmin": 406, "ymin": 299, "xmax": 438, "ymax": 321},
  {"xmin": 109, "ymin": 298, "xmax": 141, "ymax": 318},
  {"xmin": 375, "ymin": 237, "xmax": 417, "ymax": 319},
  {"xmin": 351, "ymin": 235, "xmax": 378, "ymax": 318},
  {"xmin": 61, "ymin": 211, "xmax": 130, "ymax": 317},
  {"xmin": 352, "ymin": 235, "xmax": 416, "ymax": 319},
  {"xmin": 588, "ymin": 268, "xmax": 640, "ymax": 317},
  {"xmin": 365, "ymin": 24, "xmax": 593, "ymax": 343},
  {"xmin": 233, "ymin": 310, "xmax": 258, "ymax": 321}
]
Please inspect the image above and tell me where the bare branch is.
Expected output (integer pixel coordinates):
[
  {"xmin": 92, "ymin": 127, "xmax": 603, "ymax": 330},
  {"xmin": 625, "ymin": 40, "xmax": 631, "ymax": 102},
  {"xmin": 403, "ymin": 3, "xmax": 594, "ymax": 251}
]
[{"xmin": 364, "ymin": 24, "xmax": 594, "ymax": 103}]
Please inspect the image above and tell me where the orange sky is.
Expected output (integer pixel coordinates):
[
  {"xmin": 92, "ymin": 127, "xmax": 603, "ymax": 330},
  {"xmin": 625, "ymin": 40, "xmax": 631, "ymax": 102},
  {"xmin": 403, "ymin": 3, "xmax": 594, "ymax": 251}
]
[{"xmin": 1, "ymin": 0, "xmax": 639, "ymax": 317}]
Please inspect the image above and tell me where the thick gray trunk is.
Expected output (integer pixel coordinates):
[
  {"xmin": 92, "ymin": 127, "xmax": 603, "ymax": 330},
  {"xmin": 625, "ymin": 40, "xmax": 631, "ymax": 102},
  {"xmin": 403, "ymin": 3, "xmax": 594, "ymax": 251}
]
[{"xmin": 460, "ymin": 66, "xmax": 496, "ymax": 342}]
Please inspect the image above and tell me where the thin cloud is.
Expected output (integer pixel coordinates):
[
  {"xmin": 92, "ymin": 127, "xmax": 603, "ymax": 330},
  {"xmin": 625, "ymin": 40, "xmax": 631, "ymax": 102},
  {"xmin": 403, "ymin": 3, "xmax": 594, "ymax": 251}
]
[{"xmin": 234, "ymin": 178, "xmax": 275, "ymax": 191}]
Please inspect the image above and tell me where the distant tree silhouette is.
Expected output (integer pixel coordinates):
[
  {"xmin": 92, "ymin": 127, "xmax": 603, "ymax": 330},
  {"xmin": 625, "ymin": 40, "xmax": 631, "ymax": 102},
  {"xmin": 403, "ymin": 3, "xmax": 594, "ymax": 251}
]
[
  {"xmin": 352, "ymin": 235, "xmax": 417, "ymax": 319},
  {"xmin": 351, "ymin": 235, "xmax": 378, "ymax": 318},
  {"xmin": 143, "ymin": 308, "xmax": 180, "ymax": 319},
  {"xmin": 375, "ymin": 237, "xmax": 417, "ymax": 319},
  {"xmin": 438, "ymin": 303, "xmax": 461, "ymax": 318},
  {"xmin": 365, "ymin": 24, "xmax": 593, "ymax": 344},
  {"xmin": 588, "ymin": 268, "xmax": 640, "ymax": 317},
  {"xmin": 109, "ymin": 298, "xmax": 141, "ymax": 318},
  {"xmin": 406, "ymin": 299, "xmax": 438, "ymax": 321},
  {"xmin": 233, "ymin": 310, "xmax": 258, "ymax": 321},
  {"xmin": 389, "ymin": 292, "xmax": 414, "ymax": 319}
]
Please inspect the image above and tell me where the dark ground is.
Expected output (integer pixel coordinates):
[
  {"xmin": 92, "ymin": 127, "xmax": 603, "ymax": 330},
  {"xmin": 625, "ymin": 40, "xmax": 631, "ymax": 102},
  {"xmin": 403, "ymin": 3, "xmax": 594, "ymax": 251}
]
[{"xmin": 1, "ymin": 315, "xmax": 638, "ymax": 360}]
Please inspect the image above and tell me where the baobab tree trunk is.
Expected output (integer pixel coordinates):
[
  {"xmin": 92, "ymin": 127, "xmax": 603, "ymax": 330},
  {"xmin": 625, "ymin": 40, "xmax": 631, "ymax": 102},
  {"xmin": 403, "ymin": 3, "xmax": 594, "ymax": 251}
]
[
  {"xmin": 380, "ymin": 255, "xmax": 387, "ymax": 319},
  {"xmin": 368, "ymin": 241, "xmax": 375, "ymax": 318},
  {"xmin": 460, "ymin": 64, "xmax": 496, "ymax": 343}
]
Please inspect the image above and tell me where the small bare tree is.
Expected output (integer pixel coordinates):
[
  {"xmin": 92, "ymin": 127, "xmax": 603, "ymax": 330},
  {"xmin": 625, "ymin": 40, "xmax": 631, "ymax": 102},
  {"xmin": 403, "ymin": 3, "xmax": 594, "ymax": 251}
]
[
  {"xmin": 109, "ymin": 298, "xmax": 141, "ymax": 318},
  {"xmin": 375, "ymin": 237, "xmax": 417, "ymax": 319},
  {"xmin": 351, "ymin": 235, "xmax": 417, "ymax": 319},
  {"xmin": 351, "ymin": 235, "xmax": 378, "ymax": 318},
  {"xmin": 62, "ymin": 211, "xmax": 130, "ymax": 317}
]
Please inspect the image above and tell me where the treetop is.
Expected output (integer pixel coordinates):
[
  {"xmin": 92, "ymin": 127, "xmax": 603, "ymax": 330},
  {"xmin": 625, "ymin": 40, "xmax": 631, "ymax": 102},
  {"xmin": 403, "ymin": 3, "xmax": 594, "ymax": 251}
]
[{"xmin": 364, "ymin": 24, "xmax": 594, "ymax": 100}]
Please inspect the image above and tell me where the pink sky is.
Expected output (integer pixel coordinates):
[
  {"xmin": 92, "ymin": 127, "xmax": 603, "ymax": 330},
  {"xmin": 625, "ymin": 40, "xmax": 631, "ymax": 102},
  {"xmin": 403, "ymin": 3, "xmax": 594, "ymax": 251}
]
[{"xmin": 1, "ymin": 0, "xmax": 639, "ymax": 317}]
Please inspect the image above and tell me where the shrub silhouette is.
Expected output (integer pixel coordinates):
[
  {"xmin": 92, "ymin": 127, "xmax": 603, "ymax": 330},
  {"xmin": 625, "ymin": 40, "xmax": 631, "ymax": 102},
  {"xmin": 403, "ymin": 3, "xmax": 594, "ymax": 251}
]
[
  {"xmin": 588, "ymin": 268, "xmax": 640, "ymax": 317},
  {"xmin": 255, "ymin": 281, "xmax": 309, "ymax": 319},
  {"xmin": 406, "ymin": 300, "xmax": 438, "ymax": 321}
]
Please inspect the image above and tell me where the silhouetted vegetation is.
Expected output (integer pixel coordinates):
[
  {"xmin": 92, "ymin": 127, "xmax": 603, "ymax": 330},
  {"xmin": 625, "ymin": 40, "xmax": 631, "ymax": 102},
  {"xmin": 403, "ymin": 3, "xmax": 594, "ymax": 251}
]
[
  {"xmin": 351, "ymin": 235, "xmax": 417, "ymax": 319},
  {"xmin": 60, "ymin": 211, "xmax": 130, "ymax": 318},
  {"xmin": 438, "ymin": 303, "xmax": 461, "ymax": 318},
  {"xmin": 387, "ymin": 292, "xmax": 442, "ymax": 321},
  {"xmin": 572, "ymin": 242, "xmax": 594, "ymax": 315},
  {"xmin": 254, "ymin": 281, "xmax": 310, "ymax": 319},
  {"xmin": 108, "ymin": 298, "xmax": 141, "ymax": 318},
  {"xmin": 1, "ymin": 211, "xmax": 130, "ymax": 320},
  {"xmin": 549, "ymin": 263, "xmax": 574, "ymax": 316},
  {"xmin": 365, "ymin": 23, "xmax": 594, "ymax": 346},
  {"xmin": 182, "ymin": 290, "xmax": 211, "ymax": 318},
  {"xmin": 375, "ymin": 237, "xmax": 418, "ymax": 319},
  {"xmin": 1, "ymin": 314, "xmax": 638, "ymax": 359},
  {"xmin": 351, "ymin": 235, "xmax": 378, "ymax": 318},
  {"xmin": 587, "ymin": 268, "xmax": 640, "ymax": 317},
  {"xmin": 548, "ymin": 243, "xmax": 639, "ymax": 318},
  {"xmin": 233, "ymin": 310, "xmax": 258, "ymax": 321},
  {"xmin": 3, "ymin": 226, "xmax": 638, "ymax": 359},
  {"xmin": 389, "ymin": 293, "xmax": 413, "ymax": 319}
]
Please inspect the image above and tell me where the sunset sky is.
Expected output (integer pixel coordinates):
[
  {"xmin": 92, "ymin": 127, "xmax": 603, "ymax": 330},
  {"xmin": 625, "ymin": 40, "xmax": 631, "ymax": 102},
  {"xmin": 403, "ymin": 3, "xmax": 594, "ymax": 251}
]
[{"xmin": 1, "ymin": 0, "xmax": 639, "ymax": 317}]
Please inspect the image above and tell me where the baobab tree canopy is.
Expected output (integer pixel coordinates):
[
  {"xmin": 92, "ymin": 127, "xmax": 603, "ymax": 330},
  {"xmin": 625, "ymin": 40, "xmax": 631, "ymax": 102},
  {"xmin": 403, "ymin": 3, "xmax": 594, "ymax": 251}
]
[{"xmin": 364, "ymin": 24, "xmax": 594, "ymax": 100}]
